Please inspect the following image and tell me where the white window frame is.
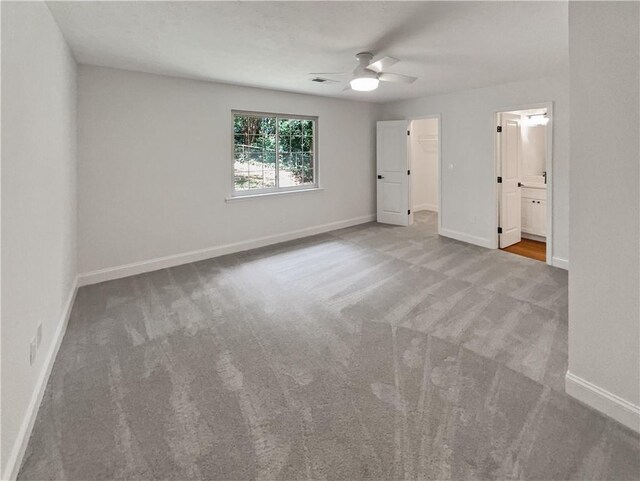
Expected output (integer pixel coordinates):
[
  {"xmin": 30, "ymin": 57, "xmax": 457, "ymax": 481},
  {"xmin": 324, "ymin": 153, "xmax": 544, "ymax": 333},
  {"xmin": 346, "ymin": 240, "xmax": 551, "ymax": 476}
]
[{"xmin": 231, "ymin": 110, "xmax": 319, "ymax": 197}]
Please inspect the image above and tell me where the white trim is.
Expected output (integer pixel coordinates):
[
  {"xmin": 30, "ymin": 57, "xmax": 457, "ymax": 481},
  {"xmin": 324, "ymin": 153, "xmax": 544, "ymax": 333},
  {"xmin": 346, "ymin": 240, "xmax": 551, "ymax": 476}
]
[
  {"xmin": 3, "ymin": 278, "xmax": 79, "ymax": 481},
  {"xmin": 78, "ymin": 215, "xmax": 375, "ymax": 286},
  {"xmin": 439, "ymin": 228, "xmax": 493, "ymax": 249},
  {"xmin": 226, "ymin": 187, "xmax": 324, "ymax": 202},
  {"xmin": 413, "ymin": 203, "xmax": 438, "ymax": 213},
  {"xmin": 552, "ymin": 256, "xmax": 569, "ymax": 270},
  {"xmin": 565, "ymin": 371, "xmax": 640, "ymax": 433},
  {"xmin": 522, "ymin": 232, "xmax": 546, "ymax": 243}
]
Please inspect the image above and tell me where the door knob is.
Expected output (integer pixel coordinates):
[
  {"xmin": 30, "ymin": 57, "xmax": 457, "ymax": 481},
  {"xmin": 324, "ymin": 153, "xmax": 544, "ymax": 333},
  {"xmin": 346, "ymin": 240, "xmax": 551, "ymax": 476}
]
[{"xmin": 377, "ymin": 175, "xmax": 384, "ymax": 179}]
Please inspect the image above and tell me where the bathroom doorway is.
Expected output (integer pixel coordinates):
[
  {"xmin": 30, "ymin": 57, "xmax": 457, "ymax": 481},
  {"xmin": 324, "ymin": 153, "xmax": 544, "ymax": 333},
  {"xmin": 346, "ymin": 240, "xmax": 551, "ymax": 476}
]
[
  {"xmin": 409, "ymin": 115, "xmax": 440, "ymax": 231},
  {"xmin": 495, "ymin": 104, "xmax": 552, "ymax": 264}
]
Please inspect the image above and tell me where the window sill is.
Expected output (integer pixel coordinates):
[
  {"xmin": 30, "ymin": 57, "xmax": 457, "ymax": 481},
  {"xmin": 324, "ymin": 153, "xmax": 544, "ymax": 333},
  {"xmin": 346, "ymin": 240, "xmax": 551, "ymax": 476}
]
[{"xmin": 225, "ymin": 187, "xmax": 324, "ymax": 202}]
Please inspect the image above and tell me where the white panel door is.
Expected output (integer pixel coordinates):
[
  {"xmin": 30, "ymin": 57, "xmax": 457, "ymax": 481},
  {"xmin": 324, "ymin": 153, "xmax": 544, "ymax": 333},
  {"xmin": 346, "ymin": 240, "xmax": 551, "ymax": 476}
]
[
  {"xmin": 377, "ymin": 120, "xmax": 411, "ymax": 226},
  {"xmin": 498, "ymin": 113, "xmax": 522, "ymax": 248}
]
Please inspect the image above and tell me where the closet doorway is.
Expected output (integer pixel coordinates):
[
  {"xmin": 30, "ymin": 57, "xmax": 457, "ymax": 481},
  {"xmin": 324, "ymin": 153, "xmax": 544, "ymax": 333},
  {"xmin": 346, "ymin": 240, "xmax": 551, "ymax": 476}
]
[
  {"xmin": 409, "ymin": 115, "xmax": 440, "ymax": 230},
  {"xmin": 495, "ymin": 104, "xmax": 552, "ymax": 263}
]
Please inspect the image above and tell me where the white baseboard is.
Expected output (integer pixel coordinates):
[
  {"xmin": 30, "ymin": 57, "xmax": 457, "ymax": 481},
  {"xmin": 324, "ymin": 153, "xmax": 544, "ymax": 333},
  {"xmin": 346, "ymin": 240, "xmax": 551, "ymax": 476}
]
[
  {"xmin": 522, "ymin": 232, "xmax": 546, "ymax": 243},
  {"xmin": 565, "ymin": 371, "xmax": 640, "ymax": 432},
  {"xmin": 552, "ymin": 256, "xmax": 569, "ymax": 270},
  {"xmin": 439, "ymin": 228, "xmax": 493, "ymax": 249},
  {"xmin": 413, "ymin": 203, "xmax": 438, "ymax": 213},
  {"xmin": 78, "ymin": 214, "xmax": 375, "ymax": 286},
  {"xmin": 3, "ymin": 278, "xmax": 79, "ymax": 481}
]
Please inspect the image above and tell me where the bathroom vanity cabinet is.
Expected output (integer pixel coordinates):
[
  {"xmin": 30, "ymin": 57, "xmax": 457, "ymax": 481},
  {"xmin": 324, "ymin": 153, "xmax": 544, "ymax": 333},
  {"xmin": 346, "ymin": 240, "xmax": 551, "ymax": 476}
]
[{"xmin": 521, "ymin": 186, "xmax": 546, "ymax": 237}]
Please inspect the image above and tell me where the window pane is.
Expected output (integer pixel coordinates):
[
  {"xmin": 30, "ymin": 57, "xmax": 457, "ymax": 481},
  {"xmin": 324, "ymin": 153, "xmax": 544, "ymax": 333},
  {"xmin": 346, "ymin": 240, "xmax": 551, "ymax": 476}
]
[
  {"xmin": 302, "ymin": 153, "xmax": 314, "ymax": 183},
  {"xmin": 277, "ymin": 118, "xmax": 315, "ymax": 187},
  {"xmin": 278, "ymin": 152, "xmax": 313, "ymax": 187},
  {"xmin": 302, "ymin": 134, "xmax": 313, "ymax": 153},
  {"xmin": 302, "ymin": 119, "xmax": 313, "ymax": 135},
  {"xmin": 234, "ymin": 114, "xmax": 316, "ymax": 193},
  {"xmin": 277, "ymin": 118, "xmax": 291, "ymax": 139},
  {"xmin": 278, "ymin": 153, "xmax": 295, "ymax": 187},
  {"xmin": 302, "ymin": 120, "xmax": 314, "ymax": 154},
  {"xmin": 263, "ymin": 149, "xmax": 276, "ymax": 188},
  {"xmin": 233, "ymin": 116, "xmax": 247, "ymax": 134},
  {"xmin": 279, "ymin": 134, "xmax": 292, "ymax": 154},
  {"xmin": 261, "ymin": 117, "xmax": 276, "ymax": 135},
  {"xmin": 234, "ymin": 114, "xmax": 276, "ymax": 191}
]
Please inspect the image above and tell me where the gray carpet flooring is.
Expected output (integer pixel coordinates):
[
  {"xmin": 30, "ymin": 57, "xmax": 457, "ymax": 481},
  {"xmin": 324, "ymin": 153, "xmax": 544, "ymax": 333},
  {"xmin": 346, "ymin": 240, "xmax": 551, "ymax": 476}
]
[{"xmin": 19, "ymin": 212, "xmax": 640, "ymax": 480}]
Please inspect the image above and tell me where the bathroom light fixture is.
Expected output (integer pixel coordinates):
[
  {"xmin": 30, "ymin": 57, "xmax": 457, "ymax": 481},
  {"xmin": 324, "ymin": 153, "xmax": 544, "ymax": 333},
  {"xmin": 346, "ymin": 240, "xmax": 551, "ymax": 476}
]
[
  {"xmin": 526, "ymin": 114, "xmax": 550, "ymax": 126},
  {"xmin": 350, "ymin": 76, "xmax": 379, "ymax": 91}
]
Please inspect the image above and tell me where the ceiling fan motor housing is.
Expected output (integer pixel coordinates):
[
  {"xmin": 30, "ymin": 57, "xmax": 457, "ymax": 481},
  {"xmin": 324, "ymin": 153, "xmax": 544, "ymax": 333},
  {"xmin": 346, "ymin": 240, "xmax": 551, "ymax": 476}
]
[{"xmin": 355, "ymin": 52, "xmax": 378, "ymax": 78}]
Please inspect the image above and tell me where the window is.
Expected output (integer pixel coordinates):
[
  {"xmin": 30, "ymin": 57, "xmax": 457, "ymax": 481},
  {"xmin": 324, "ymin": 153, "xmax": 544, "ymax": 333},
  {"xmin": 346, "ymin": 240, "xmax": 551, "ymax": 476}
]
[{"xmin": 233, "ymin": 111, "xmax": 317, "ymax": 195}]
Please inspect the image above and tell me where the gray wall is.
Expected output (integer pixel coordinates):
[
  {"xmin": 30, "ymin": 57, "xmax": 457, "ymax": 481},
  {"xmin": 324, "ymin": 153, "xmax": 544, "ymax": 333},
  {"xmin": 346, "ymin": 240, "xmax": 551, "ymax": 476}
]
[
  {"xmin": 567, "ymin": 1, "xmax": 640, "ymax": 427},
  {"xmin": 1, "ymin": 2, "xmax": 78, "ymax": 477}
]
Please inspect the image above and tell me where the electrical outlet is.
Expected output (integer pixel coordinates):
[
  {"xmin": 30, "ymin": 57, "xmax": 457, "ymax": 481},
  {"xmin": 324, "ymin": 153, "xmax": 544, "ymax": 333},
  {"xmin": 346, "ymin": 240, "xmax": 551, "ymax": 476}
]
[
  {"xmin": 30, "ymin": 337, "xmax": 37, "ymax": 366},
  {"xmin": 36, "ymin": 323, "xmax": 42, "ymax": 347}
]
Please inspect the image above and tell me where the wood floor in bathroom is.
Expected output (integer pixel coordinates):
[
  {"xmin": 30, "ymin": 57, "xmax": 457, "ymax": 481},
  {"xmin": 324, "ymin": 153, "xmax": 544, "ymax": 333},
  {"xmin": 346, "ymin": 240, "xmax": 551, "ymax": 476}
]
[{"xmin": 501, "ymin": 238, "xmax": 546, "ymax": 262}]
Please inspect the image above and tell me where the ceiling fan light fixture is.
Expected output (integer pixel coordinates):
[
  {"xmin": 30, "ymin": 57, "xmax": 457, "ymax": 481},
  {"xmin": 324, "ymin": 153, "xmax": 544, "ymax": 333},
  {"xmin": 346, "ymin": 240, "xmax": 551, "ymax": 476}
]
[{"xmin": 350, "ymin": 76, "xmax": 379, "ymax": 91}]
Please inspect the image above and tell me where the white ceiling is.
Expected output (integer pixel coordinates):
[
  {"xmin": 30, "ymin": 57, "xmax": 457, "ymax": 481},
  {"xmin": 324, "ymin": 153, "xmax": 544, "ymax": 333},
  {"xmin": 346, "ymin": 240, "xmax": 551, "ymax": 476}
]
[{"xmin": 47, "ymin": 1, "xmax": 568, "ymax": 103}]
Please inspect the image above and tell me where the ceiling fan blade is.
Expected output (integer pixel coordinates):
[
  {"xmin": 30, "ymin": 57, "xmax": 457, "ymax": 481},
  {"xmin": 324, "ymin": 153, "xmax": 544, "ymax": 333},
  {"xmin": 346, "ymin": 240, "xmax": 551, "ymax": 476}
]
[
  {"xmin": 309, "ymin": 72, "xmax": 350, "ymax": 76},
  {"xmin": 379, "ymin": 72, "xmax": 417, "ymax": 84},
  {"xmin": 365, "ymin": 56, "xmax": 399, "ymax": 73}
]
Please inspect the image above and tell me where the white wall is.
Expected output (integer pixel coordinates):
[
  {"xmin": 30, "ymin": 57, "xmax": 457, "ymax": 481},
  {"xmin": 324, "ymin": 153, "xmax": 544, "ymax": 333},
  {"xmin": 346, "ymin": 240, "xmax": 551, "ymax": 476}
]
[
  {"xmin": 380, "ymin": 73, "xmax": 569, "ymax": 263},
  {"xmin": 1, "ymin": 2, "xmax": 78, "ymax": 478},
  {"xmin": 566, "ymin": 1, "xmax": 640, "ymax": 431},
  {"xmin": 410, "ymin": 118, "xmax": 438, "ymax": 212},
  {"xmin": 77, "ymin": 66, "xmax": 378, "ymax": 278}
]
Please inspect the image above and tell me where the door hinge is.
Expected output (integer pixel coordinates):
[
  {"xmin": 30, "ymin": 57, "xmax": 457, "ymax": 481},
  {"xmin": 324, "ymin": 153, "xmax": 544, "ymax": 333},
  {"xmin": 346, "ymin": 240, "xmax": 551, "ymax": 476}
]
[
  {"xmin": 408, "ymin": 209, "xmax": 411, "ymax": 215},
  {"xmin": 497, "ymin": 227, "xmax": 503, "ymax": 234},
  {"xmin": 497, "ymin": 126, "xmax": 502, "ymax": 133},
  {"xmin": 407, "ymin": 170, "xmax": 411, "ymax": 175},
  {"xmin": 407, "ymin": 130, "xmax": 410, "ymax": 136},
  {"xmin": 497, "ymin": 176, "xmax": 502, "ymax": 183}
]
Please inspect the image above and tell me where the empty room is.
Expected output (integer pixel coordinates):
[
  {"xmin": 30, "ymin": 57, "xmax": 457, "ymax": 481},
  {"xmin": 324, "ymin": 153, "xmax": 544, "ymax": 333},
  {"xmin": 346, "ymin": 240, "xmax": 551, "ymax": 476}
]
[{"xmin": 1, "ymin": 1, "xmax": 639, "ymax": 480}]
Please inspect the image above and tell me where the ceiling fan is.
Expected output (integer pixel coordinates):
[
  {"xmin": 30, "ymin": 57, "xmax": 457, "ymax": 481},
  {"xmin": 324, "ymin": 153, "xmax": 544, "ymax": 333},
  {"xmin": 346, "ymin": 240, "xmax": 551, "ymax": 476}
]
[{"xmin": 310, "ymin": 52, "xmax": 417, "ymax": 92}]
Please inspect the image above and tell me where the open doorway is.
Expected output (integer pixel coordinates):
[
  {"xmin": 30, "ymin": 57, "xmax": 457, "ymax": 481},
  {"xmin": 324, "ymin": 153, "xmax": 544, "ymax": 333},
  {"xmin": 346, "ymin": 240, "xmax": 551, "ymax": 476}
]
[
  {"xmin": 410, "ymin": 116, "xmax": 440, "ymax": 229},
  {"xmin": 495, "ymin": 105, "xmax": 552, "ymax": 263}
]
